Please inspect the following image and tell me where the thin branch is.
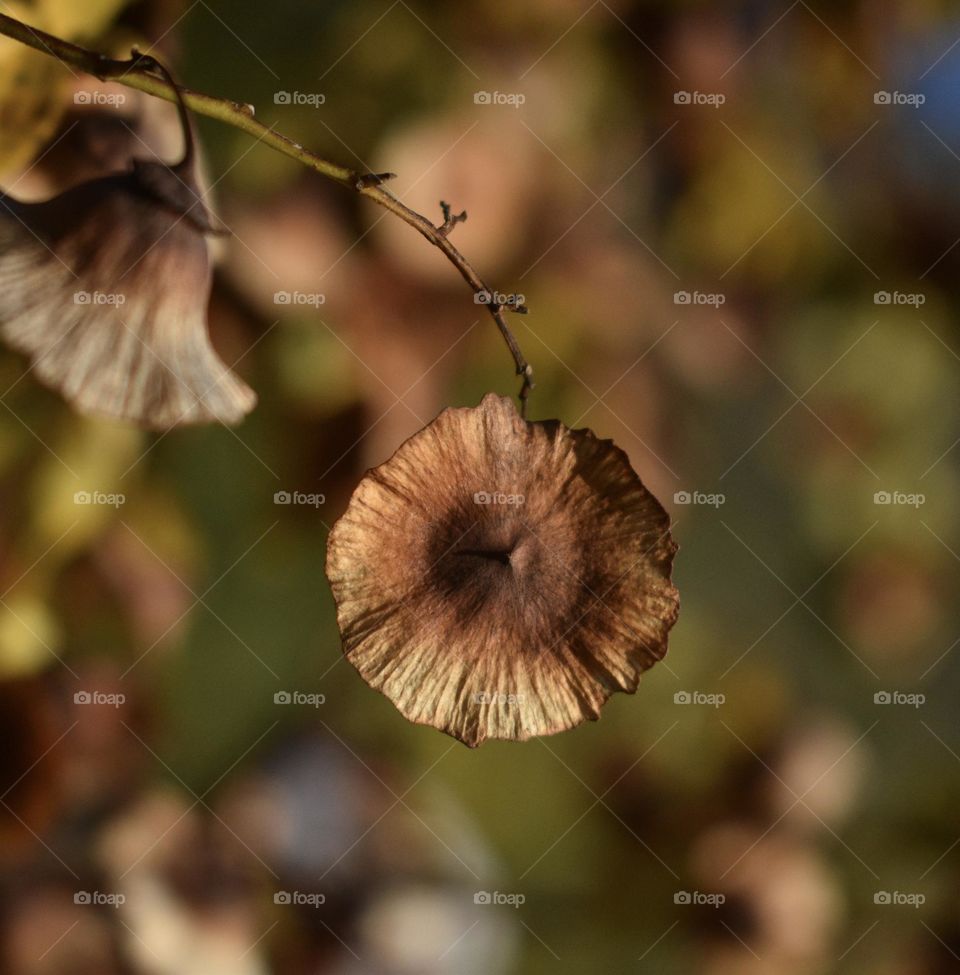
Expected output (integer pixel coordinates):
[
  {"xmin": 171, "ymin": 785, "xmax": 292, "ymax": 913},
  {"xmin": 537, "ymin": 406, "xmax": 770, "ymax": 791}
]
[{"xmin": 0, "ymin": 12, "xmax": 534, "ymax": 410}]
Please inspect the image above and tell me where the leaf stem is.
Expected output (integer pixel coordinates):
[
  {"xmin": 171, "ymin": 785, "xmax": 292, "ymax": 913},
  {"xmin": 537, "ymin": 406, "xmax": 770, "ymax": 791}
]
[{"xmin": 0, "ymin": 11, "xmax": 534, "ymax": 410}]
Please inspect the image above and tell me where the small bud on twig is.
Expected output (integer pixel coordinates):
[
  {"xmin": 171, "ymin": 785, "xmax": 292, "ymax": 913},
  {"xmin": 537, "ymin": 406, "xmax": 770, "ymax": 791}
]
[
  {"xmin": 437, "ymin": 200, "xmax": 467, "ymax": 237},
  {"xmin": 355, "ymin": 171, "xmax": 396, "ymax": 190}
]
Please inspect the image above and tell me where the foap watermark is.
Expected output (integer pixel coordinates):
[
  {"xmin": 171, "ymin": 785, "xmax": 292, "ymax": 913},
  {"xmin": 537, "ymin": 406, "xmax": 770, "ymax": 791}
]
[
  {"xmin": 74, "ymin": 290, "xmax": 126, "ymax": 306},
  {"xmin": 674, "ymin": 890, "xmax": 725, "ymax": 907},
  {"xmin": 674, "ymin": 290, "xmax": 725, "ymax": 307},
  {"xmin": 474, "ymin": 890, "xmax": 525, "ymax": 908},
  {"xmin": 74, "ymin": 90, "xmax": 126, "ymax": 107},
  {"xmin": 74, "ymin": 690, "xmax": 126, "ymax": 707},
  {"xmin": 674, "ymin": 691, "xmax": 725, "ymax": 708},
  {"xmin": 874, "ymin": 90, "xmax": 925, "ymax": 107},
  {"xmin": 75, "ymin": 891, "xmax": 125, "ymax": 907},
  {"xmin": 674, "ymin": 490, "xmax": 725, "ymax": 508},
  {"xmin": 475, "ymin": 290, "xmax": 525, "ymax": 308},
  {"xmin": 274, "ymin": 490, "xmax": 325, "ymax": 507},
  {"xmin": 274, "ymin": 691, "xmax": 326, "ymax": 708},
  {"xmin": 474, "ymin": 491, "xmax": 524, "ymax": 505},
  {"xmin": 674, "ymin": 90, "xmax": 725, "ymax": 107},
  {"xmin": 874, "ymin": 691, "xmax": 925, "ymax": 708},
  {"xmin": 274, "ymin": 290, "xmax": 325, "ymax": 307},
  {"xmin": 874, "ymin": 891, "xmax": 925, "ymax": 908},
  {"xmin": 474, "ymin": 90, "xmax": 525, "ymax": 107},
  {"xmin": 274, "ymin": 891, "xmax": 325, "ymax": 907},
  {"xmin": 473, "ymin": 691, "xmax": 525, "ymax": 706},
  {"xmin": 274, "ymin": 91, "xmax": 325, "ymax": 107},
  {"xmin": 874, "ymin": 290, "xmax": 925, "ymax": 307},
  {"xmin": 873, "ymin": 490, "xmax": 924, "ymax": 508},
  {"xmin": 74, "ymin": 490, "xmax": 125, "ymax": 508}
]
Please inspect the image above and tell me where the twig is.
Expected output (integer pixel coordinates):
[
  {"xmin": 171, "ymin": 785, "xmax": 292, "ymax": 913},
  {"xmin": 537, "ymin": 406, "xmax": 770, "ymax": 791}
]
[
  {"xmin": 437, "ymin": 200, "xmax": 467, "ymax": 237},
  {"xmin": 0, "ymin": 12, "xmax": 534, "ymax": 410}
]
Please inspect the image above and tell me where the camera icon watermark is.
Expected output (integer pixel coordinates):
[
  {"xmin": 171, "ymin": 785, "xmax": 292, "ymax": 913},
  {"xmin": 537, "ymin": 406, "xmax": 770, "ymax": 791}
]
[
  {"xmin": 74, "ymin": 290, "xmax": 126, "ymax": 306},
  {"xmin": 674, "ymin": 690, "xmax": 725, "ymax": 708},
  {"xmin": 674, "ymin": 90, "xmax": 726, "ymax": 107},
  {"xmin": 74, "ymin": 891, "xmax": 125, "ymax": 907},
  {"xmin": 473, "ymin": 491, "xmax": 525, "ymax": 505},
  {"xmin": 473, "ymin": 90, "xmax": 526, "ymax": 107},
  {"xmin": 274, "ymin": 690, "xmax": 325, "ymax": 707},
  {"xmin": 474, "ymin": 890, "xmax": 525, "ymax": 907},
  {"xmin": 74, "ymin": 91, "xmax": 127, "ymax": 107},
  {"xmin": 274, "ymin": 490, "xmax": 325, "ymax": 507},
  {"xmin": 873, "ymin": 290, "xmax": 924, "ymax": 306},
  {"xmin": 274, "ymin": 890, "xmax": 325, "ymax": 906},
  {"xmin": 874, "ymin": 90, "xmax": 925, "ymax": 107},
  {"xmin": 473, "ymin": 691, "xmax": 525, "ymax": 706},
  {"xmin": 274, "ymin": 91, "xmax": 325, "ymax": 107},
  {"xmin": 674, "ymin": 890, "xmax": 725, "ymax": 907},
  {"xmin": 73, "ymin": 490, "xmax": 125, "ymax": 508},
  {"xmin": 874, "ymin": 890, "xmax": 925, "ymax": 907},
  {"xmin": 673, "ymin": 290, "xmax": 725, "ymax": 306},
  {"xmin": 673, "ymin": 490, "xmax": 725, "ymax": 508},
  {"xmin": 873, "ymin": 490, "xmax": 924, "ymax": 508},
  {"xmin": 273, "ymin": 290, "xmax": 325, "ymax": 307},
  {"xmin": 474, "ymin": 290, "xmax": 525, "ymax": 308},
  {"xmin": 74, "ymin": 690, "xmax": 125, "ymax": 708},
  {"xmin": 873, "ymin": 690, "xmax": 924, "ymax": 708}
]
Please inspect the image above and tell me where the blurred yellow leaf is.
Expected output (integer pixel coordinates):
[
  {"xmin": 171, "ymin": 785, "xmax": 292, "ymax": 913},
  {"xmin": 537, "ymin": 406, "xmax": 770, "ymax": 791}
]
[
  {"xmin": 0, "ymin": 591, "xmax": 61, "ymax": 679},
  {"xmin": 28, "ymin": 415, "xmax": 143, "ymax": 557},
  {"xmin": 42, "ymin": 0, "xmax": 129, "ymax": 39},
  {"xmin": 667, "ymin": 130, "xmax": 831, "ymax": 282},
  {"xmin": 0, "ymin": 0, "xmax": 130, "ymax": 179}
]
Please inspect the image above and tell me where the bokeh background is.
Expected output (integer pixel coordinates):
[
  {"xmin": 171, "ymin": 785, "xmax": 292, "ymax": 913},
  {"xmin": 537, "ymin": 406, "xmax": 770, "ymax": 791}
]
[{"xmin": 0, "ymin": 0, "xmax": 959, "ymax": 972}]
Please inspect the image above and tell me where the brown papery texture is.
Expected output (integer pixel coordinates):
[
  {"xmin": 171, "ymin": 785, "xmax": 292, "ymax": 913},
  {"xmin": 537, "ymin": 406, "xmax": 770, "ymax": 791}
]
[
  {"xmin": 326, "ymin": 394, "xmax": 679, "ymax": 747},
  {"xmin": 0, "ymin": 161, "xmax": 255, "ymax": 428}
]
